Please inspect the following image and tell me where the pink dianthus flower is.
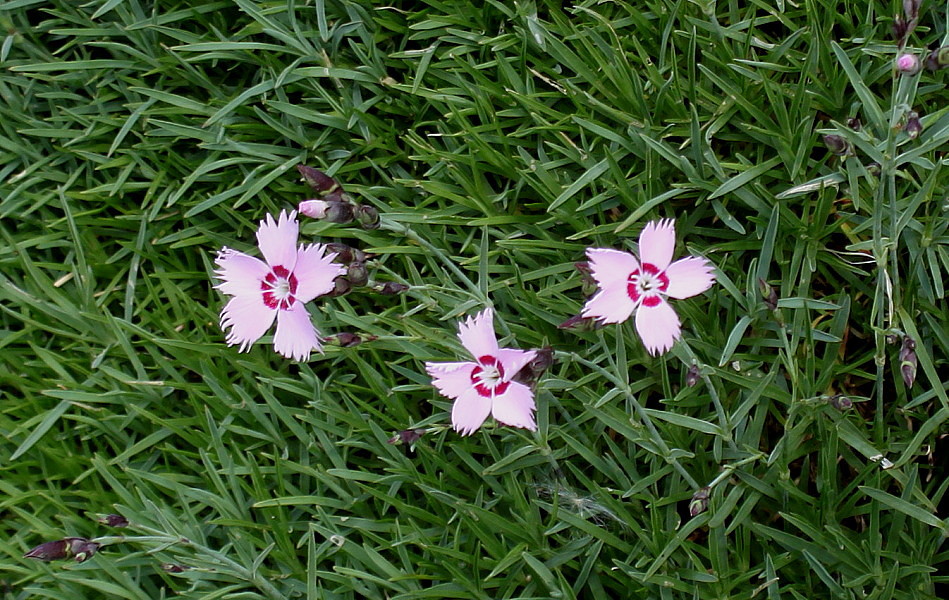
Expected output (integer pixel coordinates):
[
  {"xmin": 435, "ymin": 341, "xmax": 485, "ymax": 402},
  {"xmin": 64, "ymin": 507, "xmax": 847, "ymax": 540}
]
[
  {"xmin": 581, "ymin": 219, "xmax": 716, "ymax": 355},
  {"xmin": 214, "ymin": 210, "xmax": 345, "ymax": 360},
  {"xmin": 425, "ymin": 308, "xmax": 537, "ymax": 435}
]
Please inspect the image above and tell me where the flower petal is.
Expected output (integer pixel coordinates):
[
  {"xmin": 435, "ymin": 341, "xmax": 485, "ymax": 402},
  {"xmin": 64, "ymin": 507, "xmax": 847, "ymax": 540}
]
[
  {"xmin": 581, "ymin": 286, "xmax": 636, "ymax": 324},
  {"xmin": 664, "ymin": 256, "xmax": 716, "ymax": 299},
  {"xmin": 585, "ymin": 248, "xmax": 639, "ymax": 290},
  {"xmin": 634, "ymin": 297, "xmax": 681, "ymax": 355},
  {"xmin": 451, "ymin": 388, "xmax": 492, "ymax": 436},
  {"xmin": 257, "ymin": 211, "xmax": 299, "ymax": 270},
  {"xmin": 293, "ymin": 243, "xmax": 346, "ymax": 303},
  {"xmin": 426, "ymin": 361, "xmax": 477, "ymax": 400},
  {"xmin": 299, "ymin": 199, "xmax": 329, "ymax": 219},
  {"xmin": 638, "ymin": 219, "xmax": 676, "ymax": 271},
  {"xmin": 491, "ymin": 381, "xmax": 536, "ymax": 431},
  {"xmin": 273, "ymin": 303, "xmax": 322, "ymax": 361},
  {"xmin": 496, "ymin": 348, "xmax": 537, "ymax": 382},
  {"xmin": 457, "ymin": 308, "xmax": 499, "ymax": 359},
  {"xmin": 220, "ymin": 294, "xmax": 276, "ymax": 352},
  {"xmin": 214, "ymin": 248, "xmax": 269, "ymax": 297}
]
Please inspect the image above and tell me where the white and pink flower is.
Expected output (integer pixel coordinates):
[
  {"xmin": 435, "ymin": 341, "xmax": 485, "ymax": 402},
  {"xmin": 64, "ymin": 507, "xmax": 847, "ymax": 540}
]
[
  {"xmin": 214, "ymin": 210, "xmax": 345, "ymax": 361},
  {"xmin": 425, "ymin": 309, "xmax": 537, "ymax": 435},
  {"xmin": 581, "ymin": 219, "xmax": 716, "ymax": 355}
]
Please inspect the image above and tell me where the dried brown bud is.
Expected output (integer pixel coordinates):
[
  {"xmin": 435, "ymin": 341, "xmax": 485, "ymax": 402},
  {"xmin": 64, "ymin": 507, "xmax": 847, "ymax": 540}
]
[
  {"xmin": 387, "ymin": 429, "xmax": 425, "ymax": 445},
  {"xmin": 689, "ymin": 487, "xmax": 711, "ymax": 517},
  {"xmin": 685, "ymin": 364, "xmax": 701, "ymax": 388}
]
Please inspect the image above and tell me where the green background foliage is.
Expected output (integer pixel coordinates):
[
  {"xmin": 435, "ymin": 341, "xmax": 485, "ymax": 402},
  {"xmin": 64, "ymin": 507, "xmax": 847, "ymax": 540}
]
[{"xmin": 1, "ymin": 0, "xmax": 947, "ymax": 598}]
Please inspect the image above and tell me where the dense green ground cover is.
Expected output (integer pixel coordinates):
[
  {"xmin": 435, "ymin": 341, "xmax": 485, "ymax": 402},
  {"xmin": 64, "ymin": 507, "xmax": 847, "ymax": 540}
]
[{"xmin": 2, "ymin": 0, "xmax": 948, "ymax": 598}]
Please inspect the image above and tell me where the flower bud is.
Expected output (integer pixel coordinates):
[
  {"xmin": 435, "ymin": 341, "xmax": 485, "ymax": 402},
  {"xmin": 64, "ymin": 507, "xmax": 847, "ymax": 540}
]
[
  {"xmin": 330, "ymin": 332, "xmax": 363, "ymax": 347},
  {"xmin": 387, "ymin": 429, "xmax": 425, "ymax": 445},
  {"xmin": 379, "ymin": 282, "xmax": 409, "ymax": 295},
  {"xmin": 328, "ymin": 276, "xmax": 352, "ymax": 297},
  {"xmin": 924, "ymin": 47, "xmax": 949, "ymax": 71},
  {"xmin": 557, "ymin": 314, "xmax": 601, "ymax": 331},
  {"xmin": 899, "ymin": 335, "xmax": 917, "ymax": 388},
  {"xmin": 903, "ymin": 0, "xmax": 920, "ymax": 21},
  {"xmin": 830, "ymin": 395, "xmax": 852, "ymax": 410},
  {"xmin": 896, "ymin": 53, "xmax": 920, "ymax": 74},
  {"xmin": 327, "ymin": 243, "xmax": 354, "ymax": 264},
  {"xmin": 512, "ymin": 346, "xmax": 555, "ymax": 386},
  {"xmin": 685, "ymin": 364, "xmax": 701, "ymax": 388},
  {"xmin": 324, "ymin": 201, "xmax": 355, "ymax": 224},
  {"xmin": 299, "ymin": 199, "xmax": 329, "ymax": 219},
  {"xmin": 892, "ymin": 17, "xmax": 908, "ymax": 45},
  {"xmin": 758, "ymin": 278, "xmax": 779, "ymax": 311},
  {"xmin": 904, "ymin": 111, "xmax": 922, "ymax": 139},
  {"xmin": 689, "ymin": 487, "xmax": 711, "ymax": 517},
  {"xmin": 347, "ymin": 261, "xmax": 369, "ymax": 286},
  {"xmin": 96, "ymin": 514, "xmax": 129, "ymax": 528},
  {"xmin": 356, "ymin": 205, "xmax": 380, "ymax": 230},
  {"xmin": 297, "ymin": 165, "xmax": 341, "ymax": 194},
  {"xmin": 162, "ymin": 563, "xmax": 191, "ymax": 573},
  {"xmin": 823, "ymin": 134, "xmax": 851, "ymax": 157},
  {"xmin": 846, "ymin": 117, "xmax": 862, "ymax": 131},
  {"xmin": 25, "ymin": 537, "xmax": 100, "ymax": 563}
]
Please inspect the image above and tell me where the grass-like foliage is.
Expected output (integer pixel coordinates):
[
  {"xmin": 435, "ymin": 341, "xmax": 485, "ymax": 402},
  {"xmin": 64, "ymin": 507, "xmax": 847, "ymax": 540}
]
[{"xmin": 2, "ymin": 0, "xmax": 948, "ymax": 598}]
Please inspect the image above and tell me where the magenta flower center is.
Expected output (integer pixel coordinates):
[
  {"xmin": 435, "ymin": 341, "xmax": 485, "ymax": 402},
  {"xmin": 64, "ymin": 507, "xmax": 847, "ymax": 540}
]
[
  {"xmin": 471, "ymin": 355, "xmax": 510, "ymax": 397},
  {"xmin": 627, "ymin": 263, "xmax": 669, "ymax": 308},
  {"xmin": 261, "ymin": 265, "xmax": 298, "ymax": 310}
]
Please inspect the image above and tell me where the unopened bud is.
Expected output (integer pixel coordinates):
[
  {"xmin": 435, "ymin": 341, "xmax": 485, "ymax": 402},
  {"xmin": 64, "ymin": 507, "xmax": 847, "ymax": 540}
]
[
  {"xmin": 846, "ymin": 117, "xmax": 862, "ymax": 131},
  {"xmin": 379, "ymin": 281, "xmax": 409, "ymax": 295},
  {"xmin": 904, "ymin": 111, "xmax": 922, "ymax": 139},
  {"xmin": 325, "ymin": 201, "xmax": 355, "ymax": 224},
  {"xmin": 327, "ymin": 332, "xmax": 365, "ymax": 347},
  {"xmin": 329, "ymin": 276, "xmax": 352, "ymax": 297},
  {"xmin": 896, "ymin": 53, "xmax": 920, "ymax": 74},
  {"xmin": 356, "ymin": 205, "xmax": 380, "ymax": 230},
  {"xmin": 513, "ymin": 346, "xmax": 555, "ymax": 386},
  {"xmin": 161, "ymin": 563, "xmax": 191, "ymax": 573},
  {"xmin": 24, "ymin": 537, "xmax": 100, "ymax": 563},
  {"xmin": 899, "ymin": 335, "xmax": 917, "ymax": 388},
  {"xmin": 327, "ymin": 243, "xmax": 354, "ymax": 264},
  {"xmin": 347, "ymin": 262, "xmax": 369, "ymax": 286},
  {"xmin": 558, "ymin": 314, "xmax": 601, "ymax": 331},
  {"xmin": 924, "ymin": 47, "xmax": 949, "ymax": 71},
  {"xmin": 297, "ymin": 165, "xmax": 341, "ymax": 194},
  {"xmin": 387, "ymin": 429, "xmax": 425, "ymax": 445},
  {"xmin": 903, "ymin": 0, "xmax": 920, "ymax": 21},
  {"xmin": 299, "ymin": 199, "xmax": 329, "ymax": 219},
  {"xmin": 893, "ymin": 17, "xmax": 909, "ymax": 45},
  {"xmin": 96, "ymin": 514, "xmax": 129, "ymax": 528},
  {"xmin": 866, "ymin": 162, "xmax": 881, "ymax": 176},
  {"xmin": 689, "ymin": 487, "xmax": 711, "ymax": 517},
  {"xmin": 685, "ymin": 364, "xmax": 701, "ymax": 388},
  {"xmin": 758, "ymin": 278, "xmax": 779, "ymax": 311},
  {"xmin": 830, "ymin": 395, "xmax": 853, "ymax": 410},
  {"xmin": 823, "ymin": 134, "xmax": 851, "ymax": 157}
]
